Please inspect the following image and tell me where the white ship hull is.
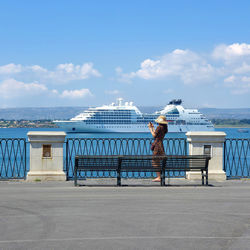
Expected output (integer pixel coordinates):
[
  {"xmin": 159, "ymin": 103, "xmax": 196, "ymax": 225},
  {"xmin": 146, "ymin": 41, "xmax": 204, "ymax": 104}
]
[{"xmin": 55, "ymin": 121, "xmax": 214, "ymax": 133}]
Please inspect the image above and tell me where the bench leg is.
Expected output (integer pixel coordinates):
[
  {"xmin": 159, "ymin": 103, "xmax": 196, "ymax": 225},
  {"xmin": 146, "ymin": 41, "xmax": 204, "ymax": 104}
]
[
  {"xmin": 117, "ymin": 170, "xmax": 121, "ymax": 186},
  {"xmin": 74, "ymin": 168, "xmax": 77, "ymax": 186},
  {"xmin": 161, "ymin": 169, "xmax": 165, "ymax": 186},
  {"xmin": 202, "ymin": 170, "xmax": 204, "ymax": 186},
  {"xmin": 206, "ymin": 170, "xmax": 208, "ymax": 186}
]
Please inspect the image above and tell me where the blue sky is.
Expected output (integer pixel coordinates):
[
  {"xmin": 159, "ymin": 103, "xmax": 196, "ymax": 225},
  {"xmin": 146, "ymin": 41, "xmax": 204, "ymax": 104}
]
[{"xmin": 0, "ymin": 0, "xmax": 250, "ymax": 108}]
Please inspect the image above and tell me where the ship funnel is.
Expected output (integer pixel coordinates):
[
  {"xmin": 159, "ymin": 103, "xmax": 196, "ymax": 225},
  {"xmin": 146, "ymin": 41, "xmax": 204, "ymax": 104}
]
[
  {"xmin": 129, "ymin": 102, "xmax": 133, "ymax": 106},
  {"xmin": 117, "ymin": 98, "xmax": 123, "ymax": 106}
]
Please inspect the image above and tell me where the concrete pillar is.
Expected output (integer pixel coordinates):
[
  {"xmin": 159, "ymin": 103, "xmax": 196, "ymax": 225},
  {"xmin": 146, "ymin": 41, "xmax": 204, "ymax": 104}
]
[
  {"xmin": 26, "ymin": 131, "xmax": 66, "ymax": 181},
  {"xmin": 186, "ymin": 131, "xmax": 227, "ymax": 181}
]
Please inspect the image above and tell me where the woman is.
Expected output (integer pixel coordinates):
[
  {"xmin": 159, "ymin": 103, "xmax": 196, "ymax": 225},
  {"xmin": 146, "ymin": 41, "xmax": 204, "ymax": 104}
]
[{"xmin": 148, "ymin": 115, "xmax": 168, "ymax": 182}]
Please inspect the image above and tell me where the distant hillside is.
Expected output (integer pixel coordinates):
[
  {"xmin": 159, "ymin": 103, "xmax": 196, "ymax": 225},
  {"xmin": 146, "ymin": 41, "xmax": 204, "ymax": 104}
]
[
  {"xmin": 0, "ymin": 107, "xmax": 87, "ymax": 120},
  {"xmin": 0, "ymin": 106, "xmax": 249, "ymax": 120},
  {"xmin": 199, "ymin": 108, "xmax": 250, "ymax": 119}
]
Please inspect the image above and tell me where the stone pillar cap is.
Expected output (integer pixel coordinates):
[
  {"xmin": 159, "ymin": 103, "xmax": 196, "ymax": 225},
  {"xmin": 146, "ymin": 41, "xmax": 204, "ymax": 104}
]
[
  {"xmin": 27, "ymin": 131, "xmax": 67, "ymax": 143},
  {"xmin": 186, "ymin": 131, "xmax": 226, "ymax": 137},
  {"xmin": 186, "ymin": 131, "xmax": 226, "ymax": 143},
  {"xmin": 27, "ymin": 131, "xmax": 66, "ymax": 136}
]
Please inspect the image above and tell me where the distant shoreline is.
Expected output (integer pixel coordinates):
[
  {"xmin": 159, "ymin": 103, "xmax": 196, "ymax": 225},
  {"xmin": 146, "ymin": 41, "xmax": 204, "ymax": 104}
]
[
  {"xmin": 0, "ymin": 119, "xmax": 250, "ymax": 129},
  {"xmin": 214, "ymin": 125, "xmax": 250, "ymax": 128}
]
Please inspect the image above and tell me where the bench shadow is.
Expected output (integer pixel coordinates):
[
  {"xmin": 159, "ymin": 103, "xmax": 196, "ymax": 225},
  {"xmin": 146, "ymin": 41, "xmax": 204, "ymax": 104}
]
[
  {"xmin": 77, "ymin": 184, "xmax": 119, "ymax": 187},
  {"xmin": 75, "ymin": 183, "xmax": 215, "ymax": 187},
  {"xmin": 164, "ymin": 183, "xmax": 214, "ymax": 187}
]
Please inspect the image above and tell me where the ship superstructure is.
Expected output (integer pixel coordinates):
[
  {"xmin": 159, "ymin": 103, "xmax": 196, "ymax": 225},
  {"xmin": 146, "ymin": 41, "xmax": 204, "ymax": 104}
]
[{"xmin": 54, "ymin": 98, "xmax": 214, "ymax": 133}]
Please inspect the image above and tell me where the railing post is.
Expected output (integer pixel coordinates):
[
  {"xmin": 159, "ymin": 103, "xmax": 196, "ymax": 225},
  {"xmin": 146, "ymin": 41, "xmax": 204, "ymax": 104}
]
[
  {"xmin": 66, "ymin": 139, "xmax": 69, "ymax": 181},
  {"xmin": 223, "ymin": 140, "xmax": 227, "ymax": 172},
  {"xmin": 186, "ymin": 132, "xmax": 227, "ymax": 181},
  {"xmin": 26, "ymin": 131, "xmax": 67, "ymax": 181},
  {"xmin": 184, "ymin": 139, "xmax": 187, "ymax": 156},
  {"xmin": 74, "ymin": 156, "xmax": 78, "ymax": 186},
  {"xmin": 161, "ymin": 157, "xmax": 166, "ymax": 186},
  {"xmin": 117, "ymin": 157, "xmax": 122, "ymax": 186},
  {"xmin": 24, "ymin": 139, "xmax": 27, "ymax": 179}
]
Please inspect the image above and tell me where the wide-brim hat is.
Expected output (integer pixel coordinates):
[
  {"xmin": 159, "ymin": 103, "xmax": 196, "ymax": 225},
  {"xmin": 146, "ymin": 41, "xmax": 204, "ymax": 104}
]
[{"xmin": 155, "ymin": 115, "xmax": 168, "ymax": 124}]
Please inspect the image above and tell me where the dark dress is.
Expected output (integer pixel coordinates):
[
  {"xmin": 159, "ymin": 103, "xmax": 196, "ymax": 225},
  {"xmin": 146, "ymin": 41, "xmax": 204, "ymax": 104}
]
[{"xmin": 153, "ymin": 124, "xmax": 168, "ymax": 156}]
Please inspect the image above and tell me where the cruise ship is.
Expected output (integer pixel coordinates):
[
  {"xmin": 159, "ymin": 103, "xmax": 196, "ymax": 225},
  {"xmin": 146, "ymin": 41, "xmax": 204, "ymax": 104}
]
[{"xmin": 54, "ymin": 98, "xmax": 214, "ymax": 133}]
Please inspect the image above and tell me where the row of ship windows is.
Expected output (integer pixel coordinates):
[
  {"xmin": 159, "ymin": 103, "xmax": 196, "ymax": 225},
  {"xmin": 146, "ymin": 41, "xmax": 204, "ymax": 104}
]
[
  {"xmin": 90, "ymin": 109, "xmax": 132, "ymax": 111},
  {"xmin": 87, "ymin": 117, "xmax": 179, "ymax": 121},
  {"xmin": 87, "ymin": 112, "xmax": 184, "ymax": 117},
  {"xmin": 91, "ymin": 114, "xmax": 180, "ymax": 117},
  {"xmin": 89, "ymin": 112, "xmax": 181, "ymax": 116},
  {"xmin": 95, "ymin": 113, "xmax": 132, "ymax": 114},
  {"xmin": 86, "ymin": 119, "xmax": 156, "ymax": 121},
  {"xmin": 86, "ymin": 121, "xmax": 135, "ymax": 124},
  {"xmin": 85, "ymin": 121, "xmax": 209, "ymax": 125},
  {"xmin": 86, "ymin": 115, "xmax": 180, "ymax": 119},
  {"xmin": 86, "ymin": 118, "xmax": 135, "ymax": 120},
  {"xmin": 93, "ymin": 112, "xmax": 133, "ymax": 114},
  {"xmin": 93, "ymin": 116, "xmax": 133, "ymax": 118},
  {"xmin": 95, "ymin": 126, "xmax": 147, "ymax": 128},
  {"xmin": 187, "ymin": 123, "xmax": 209, "ymax": 125},
  {"xmin": 86, "ymin": 120, "xmax": 161, "ymax": 123}
]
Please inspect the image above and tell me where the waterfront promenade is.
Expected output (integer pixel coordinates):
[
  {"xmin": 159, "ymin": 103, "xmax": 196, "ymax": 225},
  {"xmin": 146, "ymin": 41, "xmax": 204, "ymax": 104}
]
[{"xmin": 0, "ymin": 179, "xmax": 250, "ymax": 250}]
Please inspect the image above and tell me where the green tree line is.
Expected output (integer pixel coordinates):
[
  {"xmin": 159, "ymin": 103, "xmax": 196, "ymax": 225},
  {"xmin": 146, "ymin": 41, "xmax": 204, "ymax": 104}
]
[{"xmin": 211, "ymin": 119, "xmax": 250, "ymax": 125}]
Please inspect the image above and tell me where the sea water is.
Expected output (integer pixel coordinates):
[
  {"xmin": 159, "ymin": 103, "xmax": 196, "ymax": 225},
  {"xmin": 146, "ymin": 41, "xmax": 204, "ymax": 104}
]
[{"xmin": 0, "ymin": 127, "xmax": 249, "ymax": 139}]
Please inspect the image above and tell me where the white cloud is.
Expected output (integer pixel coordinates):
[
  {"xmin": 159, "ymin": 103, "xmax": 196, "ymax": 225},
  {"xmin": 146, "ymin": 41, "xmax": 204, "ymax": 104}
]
[
  {"xmin": 164, "ymin": 89, "xmax": 174, "ymax": 94},
  {"xmin": 224, "ymin": 75, "xmax": 236, "ymax": 83},
  {"xmin": 28, "ymin": 65, "xmax": 48, "ymax": 72},
  {"xmin": 224, "ymin": 75, "xmax": 250, "ymax": 95},
  {"xmin": 115, "ymin": 43, "xmax": 250, "ymax": 97},
  {"xmin": 119, "ymin": 49, "xmax": 215, "ymax": 84},
  {"xmin": 0, "ymin": 62, "xmax": 101, "ymax": 83},
  {"xmin": 0, "ymin": 64, "xmax": 22, "ymax": 74},
  {"xmin": 0, "ymin": 78, "xmax": 93, "ymax": 103},
  {"xmin": 105, "ymin": 90, "xmax": 120, "ymax": 95},
  {"xmin": 234, "ymin": 62, "xmax": 250, "ymax": 74},
  {"xmin": 60, "ymin": 88, "xmax": 92, "ymax": 99},
  {"xmin": 52, "ymin": 63, "xmax": 101, "ymax": 82},
  {"xmin": 136, "ymin": 59, "xmax": 162, "ymax": 79},
  {"xmin": 212, "ymin": 43, "xmax": 250, "ymax": 62},
  {"xmin": 115, "ymin": 67, "xmax": 134, "ymax": 83},
  {"xmin": 242, "ymin": 76, "xmax": 250, "ymax": 82},
  {"xmin": 0, "ymin": 79, "xmax": 48, "ymax": 98},
  {"xmin": 231, "ymin": 87, "xmax": 250, "ymax": 95},
  {"xmin": 115, "ymin": 67, "xmax": 123, "ymax": 74},
  {"xmin": 52, "ymin": 89, "xmax": 59, "ymax": 95}
]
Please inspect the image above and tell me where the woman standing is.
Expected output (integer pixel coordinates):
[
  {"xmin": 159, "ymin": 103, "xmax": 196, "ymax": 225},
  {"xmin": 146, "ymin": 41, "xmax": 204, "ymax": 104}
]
[{"xmin": 148, "ymin": 115, "xmax": 168, "ymax": 182}]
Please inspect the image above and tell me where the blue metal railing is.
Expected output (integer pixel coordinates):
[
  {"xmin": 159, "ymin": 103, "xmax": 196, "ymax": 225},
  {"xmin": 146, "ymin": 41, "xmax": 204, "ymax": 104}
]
[
  {"xmin": 0, "ymin": 138, "xmax": 27, "ymax": 179},
  {"xmin": 224, "ymin": 138, "xmax": 250, "ymax": 179},
  {"xmin": 1, "ymin": 136, "xmax": 249, "ymax": 180}
]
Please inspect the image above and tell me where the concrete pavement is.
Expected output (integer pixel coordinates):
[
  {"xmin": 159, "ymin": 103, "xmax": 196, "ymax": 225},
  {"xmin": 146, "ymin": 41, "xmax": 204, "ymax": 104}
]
[{"xmin": 0, "ymin": 179, "xmax": 250, "ymax": 250}]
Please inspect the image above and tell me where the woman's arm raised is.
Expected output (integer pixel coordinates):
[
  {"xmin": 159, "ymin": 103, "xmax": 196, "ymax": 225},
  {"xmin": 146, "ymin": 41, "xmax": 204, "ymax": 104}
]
[{"xmin": 148, "ymin": 122, "xmax": 156, "ymax": 137}]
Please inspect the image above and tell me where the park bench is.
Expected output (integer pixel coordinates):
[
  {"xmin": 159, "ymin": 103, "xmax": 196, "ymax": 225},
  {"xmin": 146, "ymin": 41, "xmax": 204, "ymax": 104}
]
[{"xmin": 74, "ymin": 155, "xmax": 210, "ymax": 186}]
